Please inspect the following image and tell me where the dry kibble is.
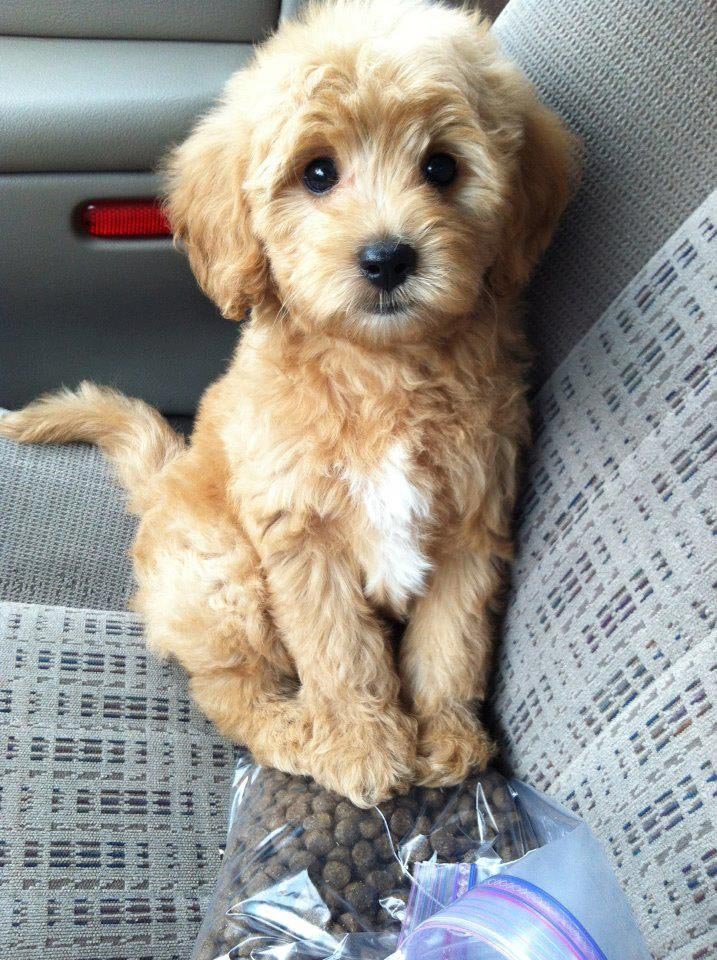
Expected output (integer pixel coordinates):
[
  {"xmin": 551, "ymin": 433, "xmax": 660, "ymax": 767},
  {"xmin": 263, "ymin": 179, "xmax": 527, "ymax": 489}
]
[
  {"xmin": 413, "ymin": 815, "xmax": 431, "ymax": 836},
  {"xmin": 243, "ymin": 824, "xmax": 267, "ymax": 848},
  {"xmin": 454, "ymin": 834, "xmax": 477, "ymax": 856},
  {"xmin": 305, "ymin": 830, "xmax": 335, "ymax": 856},
  {"xmin": 285, "ymin": 799, "xmax": 312, "ymax": 821},
  {"xmin": 491, "ymin": 786, "xmax": 513, "ymax": 813},
  {"xmin": 265, "ymin": 860, "xmax": 285, "ymax": 881},
  {"xmin": 351, "ymin": 840, "xmax": 376, "ymax": 871},
  {"xmin": 334, "ymin": 801, "xmax": 355, "ymax": 820},
  {"xmin": 322, "ymin": 886, "xmax": 346, "ymax": 915},
  {"xmin": 358, "ymin": 815, "xmax": 382, "ymax": 839},
  {"xmin": 246, "ymin": 869, "xmax": 271, "ymax": 892},
  {"xmin": 335, "ymin": 817, "xmax": 360, "ymax": 845},
  {"xmin": 229, "ymin": 942, "xmax": 255, "ymax": 959},
  {"xmin": 403, "ymin": 834, "xmax": 431, "ymax": 863},
  {"xmin": 344, "ymin": 881, "xmax": 378, "ymax": 914},
  {"xmin": 389, "ymin": 808, "xmax": 414, "ymax": 838},
  {"xmin": 287, "ymin": 778, "xmax": 309, "ymax": 792},
  {"xmin": 421, "ymin": 788, "xmax": 445, "ymax": 811},
  {"xmin": 313, "ymin": 793, "xmax": 340, "ymax": 814},
  {"xmin": 367, "ymin": 868, "xmax": 394, "ymax": 894},
  {"xmin": 374, "ymin": 832, "xmax": 396, "ymax": 862},
  {"xmin": 288, "ymin": 849, "xmax": 318, "ymax": 873},
  {"xmin": 378, "ymin": 798, "xmax": 397, "ymax": 816},
  {"xmin": 266, "ymin": 813, "xmax": 287, "ymax": 832},
  {"xmin": 305, "ymin": 813, "xmax": 332, "ymax": 832},
  {"xmin": 326, "ymin": 844, "xmax": 352, "ymax": 864},
  {"xmin": 340, "ymin": 912, "xmax": 362, "ymax": 934},
  {"xmin": 275, "ymin": 838, "xmax": 299, "ymax": 864},
  {"xmin": 397, "ymin": 797, "xmax": 419, "ymax": 815},
  {"xmin": 458, "ymin": 806, "xmax": 476, "ymax": 829},
  {"xmin": 457, "ymin": 791, "xmax": 474, "ymax": 811},
  {"xmin": 430, "ymin": 828, "xmax": 456, "ymax": 859},
  {"xmin": 323, "ymin": 859, "xmax": 351, "ymax": 888}
]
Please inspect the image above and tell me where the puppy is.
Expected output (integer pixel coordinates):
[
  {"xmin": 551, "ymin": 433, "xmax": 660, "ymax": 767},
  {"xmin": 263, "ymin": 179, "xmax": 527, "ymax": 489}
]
[{"xmin": 0, "ymin": 0, "xmax": 573, "ymax": 806}]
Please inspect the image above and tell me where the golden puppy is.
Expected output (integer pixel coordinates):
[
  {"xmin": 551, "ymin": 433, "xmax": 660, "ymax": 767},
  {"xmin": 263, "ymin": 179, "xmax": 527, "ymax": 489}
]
[{"xmin": 0, "ymin": 0, "xmax": 573, "ymax": 806}]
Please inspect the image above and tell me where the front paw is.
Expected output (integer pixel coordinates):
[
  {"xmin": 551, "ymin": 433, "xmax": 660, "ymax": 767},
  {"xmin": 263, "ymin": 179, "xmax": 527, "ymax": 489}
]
[
  {"xmin": 415, "ymin": 707, "xmax": 496, "ymax": 787},
  {"xmin": 307, "ymin": 708, "xmax": 417, "ymax": 808}
]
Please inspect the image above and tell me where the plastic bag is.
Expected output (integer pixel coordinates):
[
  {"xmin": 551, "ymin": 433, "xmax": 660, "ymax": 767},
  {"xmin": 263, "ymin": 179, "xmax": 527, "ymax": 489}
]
[
  {"xmin": 192, "ymin": 758, "xmax": 537, "ymax": 960},
  {"xmin": 193, "ymin": 759, "xmax": 650, "ymax": 960},
  {"xmin": 392, "ymin": 782, "xmax": 651, "ymax": 960}
]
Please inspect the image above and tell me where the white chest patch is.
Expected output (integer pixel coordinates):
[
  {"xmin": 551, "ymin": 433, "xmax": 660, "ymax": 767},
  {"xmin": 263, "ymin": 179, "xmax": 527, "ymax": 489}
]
[{"xmin": 343, "ymin": 442, "xmax": 432, "ymax": 608}]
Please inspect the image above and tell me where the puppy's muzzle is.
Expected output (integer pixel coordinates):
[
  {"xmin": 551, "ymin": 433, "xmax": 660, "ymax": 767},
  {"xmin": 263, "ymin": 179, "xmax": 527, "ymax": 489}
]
[{"xmin": 358, "ymin": 239, "xmax": 417, "ymax": 293}]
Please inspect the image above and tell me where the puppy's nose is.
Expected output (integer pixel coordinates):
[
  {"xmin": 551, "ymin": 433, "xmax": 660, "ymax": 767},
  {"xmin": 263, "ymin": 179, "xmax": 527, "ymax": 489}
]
[{"xmin": 358, "ymin": 240, "xmax": 417, "ymax": 292}]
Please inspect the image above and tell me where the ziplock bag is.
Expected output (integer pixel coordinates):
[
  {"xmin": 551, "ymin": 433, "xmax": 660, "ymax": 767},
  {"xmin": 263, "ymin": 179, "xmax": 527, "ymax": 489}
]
[
  {"xmin": 192, "ymin": 760, "xmax": 651, "ymax": 960},
  {"xmin": 392, "ymin": 782, "xmax": 651, "ymax": 960},
  {"xmin": 192, "ymin": 759, "xmax": 537, "ymax": 959}
]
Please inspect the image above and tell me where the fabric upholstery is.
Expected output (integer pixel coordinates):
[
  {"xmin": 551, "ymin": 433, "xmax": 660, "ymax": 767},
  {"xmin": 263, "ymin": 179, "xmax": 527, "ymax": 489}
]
[
  {"xmin": 0, "ymin": 602, "xmax": 240, "ymax": 958},
  {"xmin": 493, "ymin": 0, "xmax": 717, "ymax": 385},
  {"xmin": 0, "ymin": 437, "xmax": 137, "ymax": 609},
  {"xmin": 0, "ymin": 432, "xmax": 240, "ymax": 957},
  {"xmin": 495, "ymin": 193, "xmax": 717, "ymax": 959}
]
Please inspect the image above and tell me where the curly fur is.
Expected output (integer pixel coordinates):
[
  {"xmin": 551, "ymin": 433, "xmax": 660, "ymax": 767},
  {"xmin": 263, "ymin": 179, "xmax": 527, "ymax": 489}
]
[{"xmin": 0, "ymin": 0, "xmax": 574, "ymax": 806}]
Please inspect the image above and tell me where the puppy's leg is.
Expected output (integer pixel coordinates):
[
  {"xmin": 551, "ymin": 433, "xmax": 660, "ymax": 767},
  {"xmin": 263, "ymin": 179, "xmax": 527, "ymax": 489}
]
[
  {"xmin": 262, "ymin": 516, "xmax": 416, "ymax": 807},
  {"xmin": 400, "ymin": 551, "xmax": 502, "ymax": 786},
  {"xmin": 132, "ymin": 493, "xmax": 315, "ymax": 776},
  {"xmin": 189, "ymin": 662, "xmax": 312, "ymax": 776}
]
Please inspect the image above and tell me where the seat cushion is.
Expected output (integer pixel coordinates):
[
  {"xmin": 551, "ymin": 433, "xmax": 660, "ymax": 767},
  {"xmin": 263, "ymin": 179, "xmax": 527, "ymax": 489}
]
[
  {"xmin": 495, "ymin": 193, "xmax": 716, "ymax": 959},
  {"xmin": 493, "ymin": 0, "xmax": 717, "ymax": 386},
  {"xmin": 0, "ymin": 439, "xmax": 239, "ymax": 959},
  {"xmin": 0, "ymin": 438, "xmax": 136, "ymax": 609}
]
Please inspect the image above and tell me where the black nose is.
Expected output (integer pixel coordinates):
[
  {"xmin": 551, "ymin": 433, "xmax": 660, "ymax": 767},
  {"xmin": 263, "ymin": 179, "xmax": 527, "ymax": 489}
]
[{"xmin": 358, "ymin": 240, "xmax": 417, "ymax": 292}]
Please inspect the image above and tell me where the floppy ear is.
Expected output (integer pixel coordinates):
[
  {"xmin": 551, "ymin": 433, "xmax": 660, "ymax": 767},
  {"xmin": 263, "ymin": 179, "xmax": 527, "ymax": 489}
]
[
  {"xmin": 163, "ymin": 103, "xmax": 269, "ymax": 320},
  {"xmin": 488, "ymin": 95, "xmax": 576, "ymax": 299}
]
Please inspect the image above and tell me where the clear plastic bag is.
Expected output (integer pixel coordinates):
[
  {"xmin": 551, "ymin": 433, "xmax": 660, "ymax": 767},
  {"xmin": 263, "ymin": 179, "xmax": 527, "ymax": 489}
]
[
  {"xmin": 192, "ymin": 758, "xmax": 537, "ymax": 960},
  {"xmin": 391, "ymin": 782, "xmax": 651, "ymax": 960}
]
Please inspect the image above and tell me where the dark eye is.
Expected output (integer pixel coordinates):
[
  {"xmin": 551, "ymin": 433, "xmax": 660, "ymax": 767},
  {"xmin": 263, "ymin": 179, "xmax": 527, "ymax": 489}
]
[
  {"xmin": 423, "ymin": 153, "xmax": 457, "ymax": 187},
  {"xmin": 303, "ymin": 156, "xmax": 339, "ymax": 194}
]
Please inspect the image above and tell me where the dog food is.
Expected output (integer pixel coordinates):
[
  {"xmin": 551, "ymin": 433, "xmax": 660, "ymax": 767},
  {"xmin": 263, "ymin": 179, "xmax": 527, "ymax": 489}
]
[{"xmin": 193, "ymin": 760, "xmax": 537, "ymax": 959}]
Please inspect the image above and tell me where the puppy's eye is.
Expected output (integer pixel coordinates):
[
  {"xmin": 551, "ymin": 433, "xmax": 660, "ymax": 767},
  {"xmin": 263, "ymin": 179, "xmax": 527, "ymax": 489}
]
[
  {"xmin": 303, "ymin": 157, "xmax": 339, "ymax": 194},
  {"xmin": 423, "ymin": 153, "xmax": 457, "ymax": 188}
]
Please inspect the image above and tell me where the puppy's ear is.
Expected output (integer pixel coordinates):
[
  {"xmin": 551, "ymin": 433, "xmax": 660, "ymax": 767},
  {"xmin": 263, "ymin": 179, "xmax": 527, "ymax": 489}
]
[
  {"xmin": 163, "ymin": 104, "xmax": 269, "ymax": 319},
  {"xmin": 488, "ymin": 94, "xmax": 576, "ymax": 299}
]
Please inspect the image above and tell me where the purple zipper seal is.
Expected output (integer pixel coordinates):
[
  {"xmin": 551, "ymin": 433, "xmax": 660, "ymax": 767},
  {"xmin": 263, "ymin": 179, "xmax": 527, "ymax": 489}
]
[{"xmin": 414, "ymin": 874, "xmax": 608, "ymax": 960}]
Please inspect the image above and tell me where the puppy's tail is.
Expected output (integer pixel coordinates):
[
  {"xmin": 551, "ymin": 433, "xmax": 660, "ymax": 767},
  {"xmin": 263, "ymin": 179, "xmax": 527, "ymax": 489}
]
[{"xmin": 0, "ymin": 382, "xmax": 184, "ymax": 512}]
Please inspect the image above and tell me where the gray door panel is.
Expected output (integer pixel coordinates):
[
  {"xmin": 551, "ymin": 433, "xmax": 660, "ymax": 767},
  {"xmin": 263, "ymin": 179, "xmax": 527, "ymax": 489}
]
[
  {"xmin": 0, "ymin": 0, "xmax": 282, "ymax": 413},
  {"xmin": 0, "ymin": 0, "xmax": 280, "ymax": 42},
  {"xmin": 0, "ymin": 37, "xmax": 253, "ymax": 172},
  {"xmin": 0, "ymin": 173, "xmax": 239, "ymax": 414}
]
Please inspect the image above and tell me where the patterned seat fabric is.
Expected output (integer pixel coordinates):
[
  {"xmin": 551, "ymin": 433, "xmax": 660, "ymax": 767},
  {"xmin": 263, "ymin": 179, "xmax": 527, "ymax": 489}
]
[
  {"xmin": 0, "ymin": 443, "xmax": 241, "ymax": 958},
  {"xmin": 490, "ymin": 3, "xmax": 716, "ymax": 955},
  {"xmin": 494, "ymin": 0, "xmax": 716, "ymax": 387},
  {"xmin": 494, "ymin": 195, "xmax": 716, "ymax": 959}
]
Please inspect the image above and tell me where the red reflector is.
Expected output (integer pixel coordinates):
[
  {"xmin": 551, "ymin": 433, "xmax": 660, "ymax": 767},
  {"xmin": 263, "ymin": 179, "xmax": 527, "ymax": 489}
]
[{"xmin": 80, "ymin": 199, "xmax": 172, "ymax": 238}]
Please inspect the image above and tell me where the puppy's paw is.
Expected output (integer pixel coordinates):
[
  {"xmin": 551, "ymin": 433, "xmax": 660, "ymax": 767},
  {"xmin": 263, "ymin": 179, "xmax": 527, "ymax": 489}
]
[
  {"xmin": 415, "ymin": 708, "xmax": 496, "ymax": 787},
  {"xmin": 308, "ymin": 708, "xmax": 417, "ymax": 808}
]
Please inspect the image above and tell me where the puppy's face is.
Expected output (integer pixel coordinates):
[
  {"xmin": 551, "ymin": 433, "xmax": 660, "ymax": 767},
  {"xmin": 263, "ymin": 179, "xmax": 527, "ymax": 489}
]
[
  {"xmin": 252, "ymin": 58, "xmax": 504, "ymax": 342},
  {"xmin": 166, "ymin": 0, "xmax": 573, "ymax": 344}
]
